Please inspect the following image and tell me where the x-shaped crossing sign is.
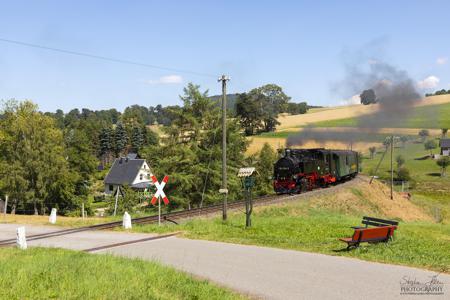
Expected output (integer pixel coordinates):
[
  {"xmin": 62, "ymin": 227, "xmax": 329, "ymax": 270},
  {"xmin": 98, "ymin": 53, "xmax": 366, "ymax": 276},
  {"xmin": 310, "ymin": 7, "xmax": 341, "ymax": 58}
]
[{"xmin": 151, "ymin": 175, "xmax": 169, "ymax": 205}]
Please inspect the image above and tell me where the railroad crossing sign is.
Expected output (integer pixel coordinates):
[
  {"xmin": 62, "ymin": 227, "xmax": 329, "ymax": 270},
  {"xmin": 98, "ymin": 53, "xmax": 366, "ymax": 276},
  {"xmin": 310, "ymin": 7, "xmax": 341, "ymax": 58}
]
[
  {"xmin": 151, "ymin": 175, "xmax": 169, "ymax": 205},
  {"xmin": 150, "ymin": 175, "xmax": 170, "ymax": 227}
]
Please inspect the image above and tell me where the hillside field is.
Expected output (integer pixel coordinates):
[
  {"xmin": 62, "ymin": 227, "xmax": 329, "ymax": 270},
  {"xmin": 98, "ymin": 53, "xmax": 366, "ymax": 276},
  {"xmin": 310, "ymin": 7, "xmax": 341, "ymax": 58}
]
[
  {"xmin": 312, "ymin": 102, "xmax": 450, "ymax": 129},
  {"xmin": 247, "ymin": 94, "xmax": 450, "ymax": 154}
]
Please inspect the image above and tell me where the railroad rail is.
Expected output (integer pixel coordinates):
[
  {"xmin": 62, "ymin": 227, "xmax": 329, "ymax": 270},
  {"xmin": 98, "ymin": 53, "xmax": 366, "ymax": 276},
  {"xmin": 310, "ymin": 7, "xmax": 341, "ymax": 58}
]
[{"xmin": 0, "ymin": 176, "xmax": 360, "ymax": 247}]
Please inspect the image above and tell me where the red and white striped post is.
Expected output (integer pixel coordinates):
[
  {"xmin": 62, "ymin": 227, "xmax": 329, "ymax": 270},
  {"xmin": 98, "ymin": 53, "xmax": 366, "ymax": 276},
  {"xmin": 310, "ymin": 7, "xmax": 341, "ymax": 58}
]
[{"xmin": 150, "ymin": 175, "xmax": 170, "ymax": 226}]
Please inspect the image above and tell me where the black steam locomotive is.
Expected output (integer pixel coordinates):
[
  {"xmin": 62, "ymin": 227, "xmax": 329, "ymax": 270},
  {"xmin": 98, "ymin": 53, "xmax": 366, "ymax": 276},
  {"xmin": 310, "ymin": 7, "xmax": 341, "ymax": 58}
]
[{"xmin": 273, "ymin": 148, "xmax": 359, "ymax": 194}]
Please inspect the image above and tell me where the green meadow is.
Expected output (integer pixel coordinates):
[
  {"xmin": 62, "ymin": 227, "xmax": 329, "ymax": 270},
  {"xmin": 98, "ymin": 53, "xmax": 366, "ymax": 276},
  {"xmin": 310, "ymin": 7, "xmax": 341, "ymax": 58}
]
[
  {"xmin": 310, "ymin": 102, "xmax": 450, "ymax": 128},
  {"xmin": 0, "ymin": 248, "xmax": 243, "ymax": 300}
]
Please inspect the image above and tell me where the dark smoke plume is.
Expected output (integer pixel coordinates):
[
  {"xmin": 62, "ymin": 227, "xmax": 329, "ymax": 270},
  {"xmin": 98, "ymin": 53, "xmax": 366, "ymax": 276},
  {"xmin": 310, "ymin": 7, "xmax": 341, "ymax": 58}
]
[{"xmin": 287, "ymin": 58, "xmax": 424, "ymax": 147}]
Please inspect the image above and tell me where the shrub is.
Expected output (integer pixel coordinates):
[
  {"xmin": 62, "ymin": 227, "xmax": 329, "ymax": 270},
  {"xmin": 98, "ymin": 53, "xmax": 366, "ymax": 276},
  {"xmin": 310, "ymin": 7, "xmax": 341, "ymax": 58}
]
[
  {"xmin": 396, "ymin": 166, "xmax": 411, "ymax": 181},
  {"xmin": 424, "ymin": 139, "xmax": 437, "ymax": 155},
  {"xmin": 396, "ymin": 155, "xmax": 405, "ymax": 169},
  {"xmin": 436, "ymin": 156, "xmax": 450, "ymax": 177}
]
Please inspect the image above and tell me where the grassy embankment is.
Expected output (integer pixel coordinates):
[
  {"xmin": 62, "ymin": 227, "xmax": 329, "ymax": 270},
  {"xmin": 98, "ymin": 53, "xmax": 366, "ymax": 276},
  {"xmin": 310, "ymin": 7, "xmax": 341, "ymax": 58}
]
[{"xmin": 0, "ymin": 248, "xmax": 243, "ymax": 300}]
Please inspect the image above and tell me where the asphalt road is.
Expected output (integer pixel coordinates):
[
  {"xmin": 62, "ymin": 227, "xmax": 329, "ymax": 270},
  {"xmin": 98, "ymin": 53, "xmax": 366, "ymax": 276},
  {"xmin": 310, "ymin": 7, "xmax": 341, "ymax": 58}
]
[{"xmin": 1, "ymin": 224, "xmax": 448, "ymax": 300}]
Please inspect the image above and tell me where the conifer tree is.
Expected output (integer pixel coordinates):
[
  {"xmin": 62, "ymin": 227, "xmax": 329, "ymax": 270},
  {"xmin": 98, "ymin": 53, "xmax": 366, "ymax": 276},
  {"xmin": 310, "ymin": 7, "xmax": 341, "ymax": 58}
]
[
  {"xmin": 114, "ymin": 122, "xmax": 128, "ymax": 156},
  {"xmin": 131, "ymin": 126, "xmax": 144, "ymax": 153}
]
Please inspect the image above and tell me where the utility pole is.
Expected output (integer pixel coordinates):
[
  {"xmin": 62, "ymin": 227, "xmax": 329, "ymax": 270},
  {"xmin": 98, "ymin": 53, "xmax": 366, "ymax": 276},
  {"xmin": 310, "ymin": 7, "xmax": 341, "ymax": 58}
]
[
  {"xmin": 390, "ymin": 135, "xmax": 394, "ymax": 200},
  {"xmin": 113, "ymin": 185, "xmax": 120, "ymax": 216},
  {"xmin": 218, "ymin": 75, "xmax": 230, "ymax": 221}
]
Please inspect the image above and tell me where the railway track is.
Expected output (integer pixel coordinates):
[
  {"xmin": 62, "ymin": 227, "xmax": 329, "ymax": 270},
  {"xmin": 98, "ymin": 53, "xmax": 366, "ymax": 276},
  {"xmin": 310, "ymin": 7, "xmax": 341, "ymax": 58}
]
[{"xmin": 0, "ymin": 176, "xmax": 360, "ymax": 247}]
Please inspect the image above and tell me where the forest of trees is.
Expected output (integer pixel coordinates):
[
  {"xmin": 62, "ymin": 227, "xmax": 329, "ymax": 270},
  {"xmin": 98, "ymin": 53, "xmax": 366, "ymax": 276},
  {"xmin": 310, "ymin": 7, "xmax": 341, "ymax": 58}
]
[{"xmin": 0, "ymin": 82, "xmax": 284, "ymax": 216}]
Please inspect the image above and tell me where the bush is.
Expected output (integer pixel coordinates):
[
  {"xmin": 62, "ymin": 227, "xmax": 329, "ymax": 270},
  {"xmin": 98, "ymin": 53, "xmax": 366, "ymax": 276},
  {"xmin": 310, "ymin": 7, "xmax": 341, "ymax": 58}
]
[
  {"xmin": 436, "ymin": 156, "xmax": 450, "ymax": 177},
  {"xmin": 396, "ymin": 155, "xmax": 405, "ymax": 169},
  {"xmin": 396, "ymin": 166, "xmax": 411, "ymax": 181},
  {"xmin": 418, "ymin": 129, "xmax": 429, "ymax": 142},
  {"xmin": 107, "ymin": 185, "xmax": 140, "ymax": 215},
  {"xmin": 424, "ymin": 139, "xmax": 437, "ymax": 154}
]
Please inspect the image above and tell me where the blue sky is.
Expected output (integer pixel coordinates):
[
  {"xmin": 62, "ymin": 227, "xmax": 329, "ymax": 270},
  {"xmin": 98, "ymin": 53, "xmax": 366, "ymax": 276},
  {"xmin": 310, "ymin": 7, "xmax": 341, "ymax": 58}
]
[{"xmin": 0, "ymin": 1, "xmax": 449, "ymax": 112}]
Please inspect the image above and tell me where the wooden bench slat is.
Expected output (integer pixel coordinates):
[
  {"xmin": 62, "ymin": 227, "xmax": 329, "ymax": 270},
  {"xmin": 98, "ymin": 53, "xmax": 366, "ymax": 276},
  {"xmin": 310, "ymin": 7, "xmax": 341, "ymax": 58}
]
[{"xmin": 362, "ymin": 216, "xmax": 399, "ymax": 226}]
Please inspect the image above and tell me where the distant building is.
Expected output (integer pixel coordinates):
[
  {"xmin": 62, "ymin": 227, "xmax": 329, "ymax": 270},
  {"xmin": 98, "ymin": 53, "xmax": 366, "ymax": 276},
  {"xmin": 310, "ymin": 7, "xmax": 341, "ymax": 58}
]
[
  {"xmin": 104, "ymin": 156, "xmax": 153, "ymax": 194},
  {"xmin": 440, "ymin": 139, "xmax": 450, "ymax": 156}
]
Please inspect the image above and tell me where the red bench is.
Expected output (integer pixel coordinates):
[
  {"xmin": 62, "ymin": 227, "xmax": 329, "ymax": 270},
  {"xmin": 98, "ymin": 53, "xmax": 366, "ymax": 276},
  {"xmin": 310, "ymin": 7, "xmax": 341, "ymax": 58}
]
[{"xmin": 339, "ymin": 225, "xmax": 397, "ymax": 250}]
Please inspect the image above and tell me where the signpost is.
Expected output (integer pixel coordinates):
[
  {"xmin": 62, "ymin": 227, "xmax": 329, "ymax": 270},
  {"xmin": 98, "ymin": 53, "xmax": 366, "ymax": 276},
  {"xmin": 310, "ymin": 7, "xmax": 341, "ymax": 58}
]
[
  {"xmin": 150, "ymin": 175, "xmax": 170, "ymax": 226},
  {"xmin": 238, "ymin": 167, "xmax": 256, "ymax": 227}
]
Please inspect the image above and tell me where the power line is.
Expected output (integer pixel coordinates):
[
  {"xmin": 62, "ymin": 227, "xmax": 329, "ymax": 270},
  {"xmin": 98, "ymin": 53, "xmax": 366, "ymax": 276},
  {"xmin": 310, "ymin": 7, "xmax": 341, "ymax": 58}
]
[{"xmin": 0, "ymin": 37, "xmax": 217, "ymax": 78}]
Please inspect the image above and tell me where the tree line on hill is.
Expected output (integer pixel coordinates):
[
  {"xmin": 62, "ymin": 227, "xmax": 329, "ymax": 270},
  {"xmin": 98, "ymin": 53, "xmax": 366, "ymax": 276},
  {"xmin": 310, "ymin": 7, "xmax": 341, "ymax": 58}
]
[
  {"xmin": 0, "ymin": 83, "xmax": 293, "ymax": 215},
  {"xmin": 425, "ymin": 89, "xmax": 450, "ymax": 97}
]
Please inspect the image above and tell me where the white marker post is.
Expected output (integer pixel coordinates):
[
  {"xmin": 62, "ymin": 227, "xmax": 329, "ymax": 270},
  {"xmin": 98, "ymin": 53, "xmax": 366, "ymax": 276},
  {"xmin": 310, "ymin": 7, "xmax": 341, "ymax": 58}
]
[
  {"xmin": 49, "ymin": 208, "xmax": 57, "ymax": 224},
  {"xmin": 123, "ymin": 211, "xmax": 132, "ymax": 229},
  {"xmin": 16, "ymin": 226, "xmax": 27, "ymax": 250},
  {"xmin": 4, "ymin": 195, "xmax": 8, "ymax": 217}
]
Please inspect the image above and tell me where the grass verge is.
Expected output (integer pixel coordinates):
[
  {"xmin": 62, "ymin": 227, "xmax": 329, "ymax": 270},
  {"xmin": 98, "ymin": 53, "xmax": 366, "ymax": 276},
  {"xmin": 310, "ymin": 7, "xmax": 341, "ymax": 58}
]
[
  {"xmin": 0, "ymin": 247, "xmax": 243, "ymax": 300},
  {"xmin": 130, "ymin": 203, "xmax": 450, "ymax": 273}
]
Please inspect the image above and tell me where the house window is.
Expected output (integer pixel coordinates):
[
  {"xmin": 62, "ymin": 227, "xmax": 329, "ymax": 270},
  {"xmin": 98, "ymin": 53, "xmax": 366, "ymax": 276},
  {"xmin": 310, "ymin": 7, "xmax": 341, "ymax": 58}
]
[
  {"xmin": 109, "ymin": 185, "xmax": 114, "ymax": 191},
  {"xmin": 140, "ymin": 174, "xmax": 143, "ymax": 180}
]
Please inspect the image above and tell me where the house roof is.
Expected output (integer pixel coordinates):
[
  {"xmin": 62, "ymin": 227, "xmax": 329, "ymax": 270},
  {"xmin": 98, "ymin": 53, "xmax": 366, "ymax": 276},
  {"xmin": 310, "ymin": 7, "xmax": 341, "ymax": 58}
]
[
  {"xmin": 440, "ymin": 139, "xmax": 450, "ymax": 148},
  {"xmin": 104, "ymin": 158, "xmax": 147, "ymax": 185}
]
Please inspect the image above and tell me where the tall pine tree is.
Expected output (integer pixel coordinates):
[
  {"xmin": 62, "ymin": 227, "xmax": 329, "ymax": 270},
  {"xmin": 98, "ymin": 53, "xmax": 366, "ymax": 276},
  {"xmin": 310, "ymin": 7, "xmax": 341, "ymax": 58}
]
[
  {"xmin": 130, "ymin": 126, "xmax": 144, "ymax": 153},
  {"xmin": 114, "ymin": 122, "xmax": 128, "ymax": 156}
]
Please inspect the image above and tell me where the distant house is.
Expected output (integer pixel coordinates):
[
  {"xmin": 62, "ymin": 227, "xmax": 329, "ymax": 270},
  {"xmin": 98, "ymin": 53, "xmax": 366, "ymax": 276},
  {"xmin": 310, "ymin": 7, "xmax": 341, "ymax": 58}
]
[
  {"xmin": 440, "ymin": 139, "xmax": 450, "ymax": 156},
  {"xmin": 104, "ymin": 156, "xmax": 153, "ymax": 194}
]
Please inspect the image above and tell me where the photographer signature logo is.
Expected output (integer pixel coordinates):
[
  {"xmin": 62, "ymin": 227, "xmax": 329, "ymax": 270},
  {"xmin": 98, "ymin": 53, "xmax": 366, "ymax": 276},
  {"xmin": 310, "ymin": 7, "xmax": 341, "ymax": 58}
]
[{"xmin": 400, "ymin": 274, "xmax": 444, "ymax": 295}]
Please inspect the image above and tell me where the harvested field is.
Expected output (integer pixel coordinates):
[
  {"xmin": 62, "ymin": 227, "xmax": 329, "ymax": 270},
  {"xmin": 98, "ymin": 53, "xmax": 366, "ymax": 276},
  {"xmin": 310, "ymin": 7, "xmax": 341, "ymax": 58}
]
[
  {"xmin": 277, "ymin": 126, "xmax": 443, "ymax": 136},
  {"xmin": 277, "ymin": 95, "xmax": 450, "ymax": 130},
  {"xmin": 247, "ymin": 136, "xmax": 379, "ymax": 154}
]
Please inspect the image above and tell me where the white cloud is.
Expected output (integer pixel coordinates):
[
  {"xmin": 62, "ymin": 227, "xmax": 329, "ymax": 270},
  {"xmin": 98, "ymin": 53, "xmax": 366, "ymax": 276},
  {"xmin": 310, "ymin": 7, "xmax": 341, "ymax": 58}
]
[
  {"xmin": 146, "ymin": 75, "xmax": 183, "ymax": 85},
  {"xmin": 368, "ymin": 59, "xmax": 378, "ymax": 65},
  {"xmin": 339, "ymin": 94, "xmax": 360, "ymax": 106},
  {"xmin": 417, "ymin": 75, "xmax": 440, "ymax": 89},
  {"xmin": 436, "ymin": 57, "xmax": 448, "ymax": 65}
]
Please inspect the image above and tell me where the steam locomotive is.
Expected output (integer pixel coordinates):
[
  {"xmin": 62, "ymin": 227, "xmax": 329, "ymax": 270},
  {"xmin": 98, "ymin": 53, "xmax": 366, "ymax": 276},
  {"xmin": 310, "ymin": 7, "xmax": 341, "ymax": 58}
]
[{"xmin": 273, "ymin": 148, "xmax": 359, "ymax": 194}]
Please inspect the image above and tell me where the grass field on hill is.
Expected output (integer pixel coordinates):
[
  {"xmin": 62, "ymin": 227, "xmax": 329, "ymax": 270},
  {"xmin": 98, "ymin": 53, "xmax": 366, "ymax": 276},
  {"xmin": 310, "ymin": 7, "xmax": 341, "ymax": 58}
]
[
  {"xmin": 0, "ymin": 248, "xmax": 243, "ymax": 300},
  {"xmin": 310, "ymin": 102, "xmax": 450, "ymax": 129},
  {"xmin": 361, "ymin": 140, "xmax": 450, "ymax": 222},
  {"xmin": 259, "ymin": 131, "xmax": 407, "ymax": 142},
  {"xmin": 362, "ymin": 142, "xmax": 449, "ymax": 190}
]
